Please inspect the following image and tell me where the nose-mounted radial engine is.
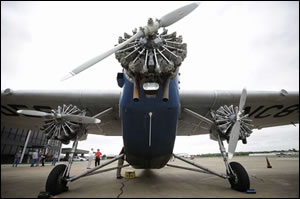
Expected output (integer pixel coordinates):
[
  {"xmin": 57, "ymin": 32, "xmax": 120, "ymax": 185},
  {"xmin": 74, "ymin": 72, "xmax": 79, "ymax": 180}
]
[
  {"xmin": 115, "ymin": 20, "xmax": 187, "ymax": 100},
  {"xmin": 60, "ymin": 2, "xmax": 199, "ymax": 101}
]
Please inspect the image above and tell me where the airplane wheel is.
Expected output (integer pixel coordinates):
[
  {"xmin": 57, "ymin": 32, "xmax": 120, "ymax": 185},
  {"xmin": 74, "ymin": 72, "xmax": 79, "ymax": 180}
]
[
  {"xmin": 46, "ymin": 164, "xmax": 69, "ymax": 195},
  {"xmin": 228, "ymin": 162, "xmax": 250, "ymax": 192}
]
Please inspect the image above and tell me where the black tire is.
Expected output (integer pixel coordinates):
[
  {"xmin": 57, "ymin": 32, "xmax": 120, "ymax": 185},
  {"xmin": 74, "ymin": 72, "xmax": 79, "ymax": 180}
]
[
  {"xmin": 228, "ymin": 162, "xmax": 250, "ymax": 192},
  {"xmin": 46, "ymin": 164, "xmax": 69, "ymax": 195}
]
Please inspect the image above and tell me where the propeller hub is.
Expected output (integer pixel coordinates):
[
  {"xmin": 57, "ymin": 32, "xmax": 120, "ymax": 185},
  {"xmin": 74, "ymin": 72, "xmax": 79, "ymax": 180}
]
[
  {"xmin": 147, "ymin": 18, "xmax": 154, "ymax": 26},
  {"xmin": 228, "ymin": 114, "xmax": 236, "ymax": 122}
]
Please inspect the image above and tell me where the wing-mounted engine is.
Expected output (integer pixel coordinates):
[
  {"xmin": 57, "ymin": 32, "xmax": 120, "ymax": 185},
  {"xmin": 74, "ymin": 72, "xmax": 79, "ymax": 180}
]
[
  {"xmin": 184, "ymin": 89, "xmax": 254, "ymax": 159},
  {"xmin": 210, "ymin": 89, "xmax": 254, "ymax": 159},
  {"xmin": 41, "ymin": 105, "xmax": 87, "ymax": 145},
  {"xmin": 115, "ymin": 21, "xmax": 187, "ymax": 99},
  {"xmin": 17, "ymin": 104, "xmax": 101, "ymax": 145},
  {"xmin": 210, "ymin": 105, "xmax": 253, "ymax": 144}
]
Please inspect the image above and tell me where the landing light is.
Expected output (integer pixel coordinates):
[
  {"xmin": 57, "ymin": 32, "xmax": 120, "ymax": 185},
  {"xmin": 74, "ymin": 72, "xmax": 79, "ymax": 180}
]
[{"xmin": 143, "ymin": 82, "xmax": 159, "ymax": 91}]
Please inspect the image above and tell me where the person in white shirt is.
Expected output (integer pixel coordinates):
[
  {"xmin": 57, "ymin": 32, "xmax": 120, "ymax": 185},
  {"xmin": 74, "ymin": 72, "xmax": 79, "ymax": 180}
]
[
  {"xmin": 87, "ymin": 148, "xmax": 94, "ymax": 169},
  {"xmin": 52, "ymin": 152, "xmax": 58, "ymax": 166},
  {"xmin": 31, "ymin": 149, "xmax": 39, "ymax": 167}
]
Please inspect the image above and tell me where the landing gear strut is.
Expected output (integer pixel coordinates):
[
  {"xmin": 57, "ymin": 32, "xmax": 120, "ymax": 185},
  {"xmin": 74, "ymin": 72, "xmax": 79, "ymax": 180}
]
[
  {"xmin": 45, "ymin": 138, "xmax": 128, "ymax": 196},
  {"xmin": 217, "ymin": 134, "xmax": 250, "ymax": 192},
  {"xmin": 167, "ymin": 134, "xmax": 250, "ymax": 192},
  {"xmin": 45, "ymin": 136, "xmax": 79, "ymax": 195}
]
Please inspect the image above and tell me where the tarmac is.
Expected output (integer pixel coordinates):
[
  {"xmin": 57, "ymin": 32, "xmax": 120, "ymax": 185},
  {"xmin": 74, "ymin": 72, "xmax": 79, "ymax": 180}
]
[{"xmin": 1, "ymin": 156, "xmax": 299, "ymax": 198}]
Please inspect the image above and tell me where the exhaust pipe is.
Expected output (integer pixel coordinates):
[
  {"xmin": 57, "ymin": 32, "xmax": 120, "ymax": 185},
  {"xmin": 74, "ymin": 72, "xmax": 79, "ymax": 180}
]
[
  {"xmin": 162, "ymin": 78, "xmax": 170, "ymax": 102},
  {"xmin": 133, "ymin": 82, "xmax": 139, "ymax": 101}
]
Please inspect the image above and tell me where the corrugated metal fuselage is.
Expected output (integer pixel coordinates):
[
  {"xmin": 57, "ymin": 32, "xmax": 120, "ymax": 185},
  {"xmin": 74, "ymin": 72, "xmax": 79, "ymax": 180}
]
[{"xmin": 120, "ymin": 76, "xmax": 180, "ymax": 169}]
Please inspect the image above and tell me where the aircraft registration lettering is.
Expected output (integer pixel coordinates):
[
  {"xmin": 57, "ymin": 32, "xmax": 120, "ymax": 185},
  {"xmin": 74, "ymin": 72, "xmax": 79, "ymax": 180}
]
[
  {"xmin": 253, "ymin": 105, "xmax": 284, "ymax": 119},
  {"xmin": 243, "ymin": 104, "xmax": 299, "ymax": 119},
  {"xmin": 273, "ymin": 104, "xmax": 299, "ymax": 118}
]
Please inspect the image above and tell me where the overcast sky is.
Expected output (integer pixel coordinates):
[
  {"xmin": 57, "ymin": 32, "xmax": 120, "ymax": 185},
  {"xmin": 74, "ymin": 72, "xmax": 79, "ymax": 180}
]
[{"xmin": 1, "ymin": 1, "xmax": 299, "ymax": 155}]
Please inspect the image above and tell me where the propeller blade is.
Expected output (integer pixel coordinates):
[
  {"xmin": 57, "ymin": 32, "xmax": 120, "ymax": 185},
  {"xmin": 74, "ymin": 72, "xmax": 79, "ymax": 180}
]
[
  {"xmin": 228, "ymin": 121, "xmax": 241, "ymax": 159},
  {"xmin": 61, "ymin": 114, "xmax": 101, "ymax": 124},
  {"xmin": 17, "ymin": 109, "xmax": 100, "ymax": 124},
  {"xmin": 61, "ymin": 30, "xmax": 144, "ymax": 81},
  {"xmin": 239, "ymin": 88, "xmax": 247, "ymax": 112},
  {"xmin": 61, "ymin": 2, "xmax": 200, "ymax": 81},
  {"xmin": 159, "ymin": 2, "xmax": 200, "ymax": 28},
  {"xmin": 17, "ymin": 110, "xmax": 53, "ymax": 117}
]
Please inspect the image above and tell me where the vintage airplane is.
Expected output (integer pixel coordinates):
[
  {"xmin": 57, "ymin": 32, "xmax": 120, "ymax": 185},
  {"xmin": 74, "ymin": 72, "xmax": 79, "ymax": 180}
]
[{"xmin": 1, "ymin": 2, "xmax": 299, "ymax": 196}]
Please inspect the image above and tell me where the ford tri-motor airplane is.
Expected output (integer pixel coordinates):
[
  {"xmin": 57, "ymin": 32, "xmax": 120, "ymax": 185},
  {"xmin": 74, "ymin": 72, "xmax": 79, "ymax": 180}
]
[{"xmin": 1, "ymin": 2, "xmax": 299, "ymax": 195}]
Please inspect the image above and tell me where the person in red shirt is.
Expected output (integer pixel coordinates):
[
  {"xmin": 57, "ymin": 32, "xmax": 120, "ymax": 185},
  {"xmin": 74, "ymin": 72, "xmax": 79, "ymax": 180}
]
[{"xmin": 95, "ymin": 149, "xmax": 102, "ymax": 166}]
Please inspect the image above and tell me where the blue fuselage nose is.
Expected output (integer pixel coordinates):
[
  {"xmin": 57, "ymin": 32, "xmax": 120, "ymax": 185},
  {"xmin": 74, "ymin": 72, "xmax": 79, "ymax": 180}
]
[{"xmin": 120, "ymin": 75, "xmax": 180, "ymax": 168}]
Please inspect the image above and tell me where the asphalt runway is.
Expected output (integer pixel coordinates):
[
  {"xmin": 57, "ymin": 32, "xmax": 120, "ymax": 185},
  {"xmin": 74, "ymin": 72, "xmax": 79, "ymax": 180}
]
[{"xmin": 1, "ymin": 156, "xmax": 299, "ymax": 198}]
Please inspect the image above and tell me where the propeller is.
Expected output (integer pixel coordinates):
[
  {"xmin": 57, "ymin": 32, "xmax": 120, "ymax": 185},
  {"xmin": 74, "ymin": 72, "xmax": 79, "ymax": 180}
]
[
  {"xmin": 159, "ymin": 2, "xmax": 200, "ymax": 27},
  {"xmin": 227, "ymin": 88, "xmax": 247, "ymax": 160},
  {"xmin": 17, "ymin": 110, "xmax": 52, "ymax": 117},
  {"xmin": 17, "ymin": 110, "xmax": 100, "ymax": 124},
  {"xmin": 61, "ymin": 2, "xmax": 199, "ymax": 81}
]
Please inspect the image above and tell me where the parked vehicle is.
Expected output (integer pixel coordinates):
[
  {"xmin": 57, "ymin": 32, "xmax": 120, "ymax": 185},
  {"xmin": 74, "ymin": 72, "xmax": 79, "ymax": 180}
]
[{"xmin": 73, "ymin": 156, "xmax": 87, "ymax": 161}]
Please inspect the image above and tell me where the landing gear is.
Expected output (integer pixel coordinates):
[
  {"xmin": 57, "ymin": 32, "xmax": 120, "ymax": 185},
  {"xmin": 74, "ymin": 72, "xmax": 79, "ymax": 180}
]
[
  {"xmin": 46, "ymin": 164, "xmax": 69, "ymax": 195},
  {"xmin": 45, "ymin": 138, "xmax": 128, "ymax": 196},
  {"xmin": 217, "ymin": 134, "xmax": 250, "ymax": 192},
  {"xmin": 43, "ymin": 107, "xmax": 117, "ymax": 196},
  {"xmin": 182, "ymin": 90, "xmax": 253, "ymax": 192},
  {"xmin": 228, "ymin": 162, "xmax": 250, "ymax": 192},
  {"xmin": 167, "ymin": 134, "xmax": 251, "ymax": 193},
  {"xmin": 45, "ymin": 136, "xmax": 79, "ymax": 195}
]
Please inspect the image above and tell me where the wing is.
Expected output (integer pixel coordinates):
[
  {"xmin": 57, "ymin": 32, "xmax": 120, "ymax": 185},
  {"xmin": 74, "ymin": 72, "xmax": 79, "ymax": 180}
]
[
  {"xmin": 1, "ymin": 89, "xmax": 122, "ymax": 136},
  {"xmin": 178, "ymin": 89, "xmax": 299, "ymax": 135}
]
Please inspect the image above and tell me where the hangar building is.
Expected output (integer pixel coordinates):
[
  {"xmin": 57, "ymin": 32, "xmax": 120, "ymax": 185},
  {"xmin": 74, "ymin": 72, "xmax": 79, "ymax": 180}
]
[{"xmin": 1, "ymin": 126, "xmax": 61, "ymax": 164}]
